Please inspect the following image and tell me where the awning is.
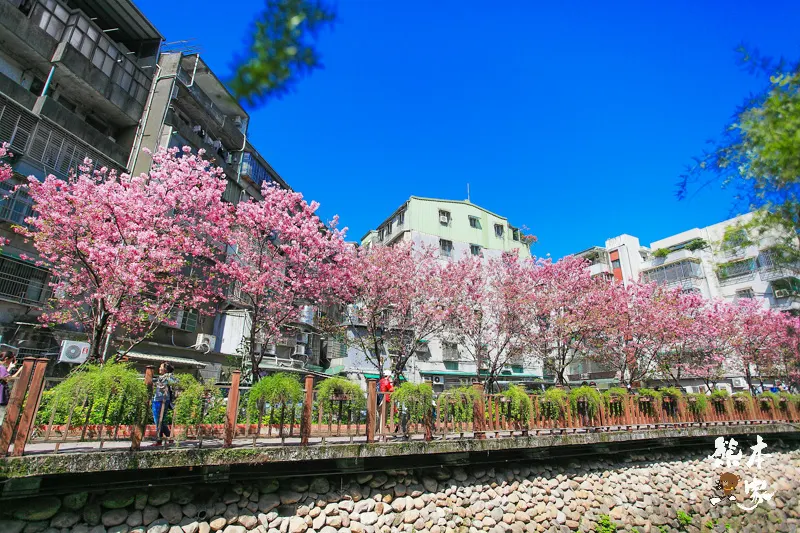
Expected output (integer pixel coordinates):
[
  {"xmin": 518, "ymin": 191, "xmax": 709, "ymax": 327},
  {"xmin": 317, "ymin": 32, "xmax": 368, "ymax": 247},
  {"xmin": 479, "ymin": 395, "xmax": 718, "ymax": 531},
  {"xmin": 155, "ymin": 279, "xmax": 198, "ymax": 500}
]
[
  {"xmin": 325, "ymin": 365, "xmax": 345, "ymax": 376},
  {"xmin": 123, "ymin": 352, "xmax": 207, "ymax": 369}
]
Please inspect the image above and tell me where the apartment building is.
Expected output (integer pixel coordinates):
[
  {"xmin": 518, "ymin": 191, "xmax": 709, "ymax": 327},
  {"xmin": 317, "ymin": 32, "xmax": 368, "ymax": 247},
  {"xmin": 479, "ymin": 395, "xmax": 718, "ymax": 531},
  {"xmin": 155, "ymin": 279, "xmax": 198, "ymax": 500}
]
[
  {"xmin": 568, "ymin": 212, "xmax": 798, "ymax": 391},
  {"xmin": 0, "ymin": 0, "xmax": 161, "ymax": 366},
  {"xmin": 332, "ymin": 196, "xmax": 543, "ymax": 391}
]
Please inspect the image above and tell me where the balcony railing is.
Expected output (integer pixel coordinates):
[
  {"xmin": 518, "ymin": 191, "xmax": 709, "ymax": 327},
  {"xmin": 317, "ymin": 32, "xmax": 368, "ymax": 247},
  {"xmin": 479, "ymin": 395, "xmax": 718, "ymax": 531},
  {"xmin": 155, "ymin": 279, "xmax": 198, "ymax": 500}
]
[
  {"xmin": 717, "ymin": 257, "xmax": 757, "ymax": 282},
  {"xmin": 240, "ymin": 153, "xmax": 272, "ymax": 187},
  {"xmin": 25, "ymin": 0, "xmax": 152, "ymax": 106},
  {"xmin": 641, "ymin": 259, "xmax": 703, "ymax": 285},
  {"xmin": 0, "ymin": 255, "xmax": 51, "ymax": 306}
]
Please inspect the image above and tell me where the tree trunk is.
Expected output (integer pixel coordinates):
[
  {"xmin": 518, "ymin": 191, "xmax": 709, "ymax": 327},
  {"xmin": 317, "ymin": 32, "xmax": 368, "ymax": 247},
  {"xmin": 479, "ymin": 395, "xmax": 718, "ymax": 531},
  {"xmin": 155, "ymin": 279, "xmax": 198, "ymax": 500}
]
[{"xmin": 91, "ymin": 310, "xmax": 110, "ymax": 361}]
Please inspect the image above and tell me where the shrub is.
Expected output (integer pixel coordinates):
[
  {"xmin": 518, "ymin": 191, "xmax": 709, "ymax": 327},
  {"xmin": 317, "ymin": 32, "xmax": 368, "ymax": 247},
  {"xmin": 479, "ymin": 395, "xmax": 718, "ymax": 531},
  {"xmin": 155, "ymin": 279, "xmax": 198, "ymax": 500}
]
[
  {"xmin": 653, "ymin": 248, "xmax": 670, "ymax": 258},
  {"xmin": 685, "ymin": 238, "xmax": 708, "ymax": 251},
  {"xmin": 539, "ymin": 387, "xmax": 568, "ymax": 421},
  {"xmin": 36, "ymin": 362, "xmax": 148, "ymax": 426},
  {"xmin": 603, "ymin": 387, "xmax": 628, "ymax": 417},
  {"xmin": 438, "ymin": 386, "xmax": 481, "ymax": 422},
  {"xmin": 172, "ymin": 375, "xmax": 226, "ymax": 427},
  {"xmin": 757, "ymin": 391, "xmax": 778, "ymax": 410},
  {"xmin": 391, "ymin": 382, "xmax": 434, "ymax": 424},
  {"xmin": 779, "ymin": 392, "xmax": 800, "ymax": 410},
  {"xmin": 637, "ymin": 388, "xmax": 662, "ymax": 415},
  {"xmin": 569, "ymin": 386, "xmax": 602, "ymax": 418},
  {"xmin": 316, "ymin": 376, "xmax": 365, "ymax": 412},
  {"xmin": 732, "ymin": 392, "xmax": 753, "ymax": 412},
  {"xmin": 245, "ymin": 373, "xmax": 303, "ymax": 424},
  {"xmin": 596, "ymin": 514, "xmax": 618, "ymax": 533},
  {"xmin": 686, "ymin": 393, "xmax": 709, "ymax": 414},
  {"xmin": 501, "ymin": 384, "xmax": 533, "ymax": 423}
]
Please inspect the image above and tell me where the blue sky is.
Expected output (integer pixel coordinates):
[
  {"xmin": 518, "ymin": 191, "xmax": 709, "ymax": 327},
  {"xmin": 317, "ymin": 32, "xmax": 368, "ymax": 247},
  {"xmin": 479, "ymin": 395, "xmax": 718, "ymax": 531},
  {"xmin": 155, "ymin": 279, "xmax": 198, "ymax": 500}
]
[{"xmin": 136, "ymin": 0, "xmax": 800, "ymax": 259}]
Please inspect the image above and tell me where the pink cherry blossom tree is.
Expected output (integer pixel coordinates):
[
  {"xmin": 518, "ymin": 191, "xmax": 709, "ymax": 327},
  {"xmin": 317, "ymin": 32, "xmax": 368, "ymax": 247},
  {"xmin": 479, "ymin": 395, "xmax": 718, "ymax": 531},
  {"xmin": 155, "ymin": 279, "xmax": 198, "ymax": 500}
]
[
  {"xmin": 343, "ymin": 241, "xmax": 447, "ymax": 383},
  {"xmin": 586, "ymin": 281, "xmax": 684, "ymax": 386},
  {"xmin": 20, "ymin": 148, "xmax": 231, "ymax": 360},
  {"xmin": 440, "ymin": 252, "xmax": 536, "ymax": 392},
  {"xmin": 727, "ymin": 299, "xmax": 794, "ymax": 393},
  {"xmin": 527, "ymin": 255, "xmax": 610, "ymax": 386},
  {"xmin": 0, "ymin": 143, "xmax": 11, "ymax": 183},
  {"xmin": 217, "ymin": 183, "xmax": 353, "ymax": 382}
]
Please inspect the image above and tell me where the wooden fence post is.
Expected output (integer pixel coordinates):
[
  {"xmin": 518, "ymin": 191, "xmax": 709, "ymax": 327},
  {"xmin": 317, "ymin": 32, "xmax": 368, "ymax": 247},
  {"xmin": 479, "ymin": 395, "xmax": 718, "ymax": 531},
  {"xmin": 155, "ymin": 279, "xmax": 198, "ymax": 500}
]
[
  {"xmin": 301, "ymin": 374, "xmax": 314, "ymax": 445},
  {"xmin": 11, "ymin": 358, "xmax": 49, "ymax": 456},
  {"xmin": 131, "ymin": 365, "xmax": 155, "ymax": 451},
  {"xmin": 224, "ymin": 370, "xmax": 241, "ymax": 448},
  {"xmin": 0, "ymin": 357, "xmax": 36, "ymax": 457},
  {"xmin": 472, "ymin": 383, "xmax": 486, "ymax": 440},
  {"xmin": 366, "ymin": 379, "xmax": 376, "ymax": 443}
]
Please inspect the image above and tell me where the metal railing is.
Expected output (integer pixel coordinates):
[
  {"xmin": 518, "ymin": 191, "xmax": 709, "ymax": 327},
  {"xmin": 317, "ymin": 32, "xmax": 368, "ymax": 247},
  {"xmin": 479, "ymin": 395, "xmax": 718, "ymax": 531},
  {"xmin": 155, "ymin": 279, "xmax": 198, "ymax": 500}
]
[
  {"xmin": 0, "ymin": 256, "xmax": 51, "ymax": 305},
  {"xmin": 2, "ymin": 360, "xmax": 798, "ymax": 458},
  {"xmin": 26, "ymin": 0, "xmax": 151, "ymax": 106}
]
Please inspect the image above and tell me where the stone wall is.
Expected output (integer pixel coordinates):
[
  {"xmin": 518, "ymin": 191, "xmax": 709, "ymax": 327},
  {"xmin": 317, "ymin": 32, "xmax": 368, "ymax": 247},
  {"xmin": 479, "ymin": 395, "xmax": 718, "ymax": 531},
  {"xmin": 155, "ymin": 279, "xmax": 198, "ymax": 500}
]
[{"xmin": 1, "ymin": 442, "xmax": 798, "ymax": 533}]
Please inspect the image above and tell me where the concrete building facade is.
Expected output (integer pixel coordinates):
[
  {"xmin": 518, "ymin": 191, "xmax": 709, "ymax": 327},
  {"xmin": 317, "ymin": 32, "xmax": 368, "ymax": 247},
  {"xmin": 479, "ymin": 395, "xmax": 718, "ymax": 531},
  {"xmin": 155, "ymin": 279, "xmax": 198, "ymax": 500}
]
[
  {"xmin": 331, "ymin": 197, "xmax": 543, "ymax": 392},
  {"xmin": 569, "ymin": 212, "xmax": 798, "ymax": 392}
]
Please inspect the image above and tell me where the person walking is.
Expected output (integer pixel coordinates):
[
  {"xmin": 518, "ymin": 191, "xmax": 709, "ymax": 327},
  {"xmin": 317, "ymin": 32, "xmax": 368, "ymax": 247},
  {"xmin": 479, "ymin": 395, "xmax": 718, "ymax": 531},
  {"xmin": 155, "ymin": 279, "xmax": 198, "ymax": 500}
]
[{"xmin": 152, "ymin": 362, "xmax": 176, "ymax": 446}]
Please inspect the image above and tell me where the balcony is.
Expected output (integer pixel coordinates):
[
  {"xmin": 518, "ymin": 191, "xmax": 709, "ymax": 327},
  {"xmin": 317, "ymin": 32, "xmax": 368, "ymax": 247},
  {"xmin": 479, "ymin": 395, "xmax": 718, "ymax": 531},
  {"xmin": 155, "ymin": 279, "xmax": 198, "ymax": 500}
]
[
  {"xmin": 0, "ymin": 254, "xmax": 51, "ymax": 306},
  {"xmin": 175, "ymin": 56, "xmax": 247, "ymax": 151},
  {"xmin": 240, "ymin": 153, "xmax": 272, "ymax": 187},
  {"xmin": 716, "ymin": 257, "xmax": 757, "ymax": 285},
  {"xmin": 641, "ymin": 258, "xmax": 703, "ymax": 286},
  {"xmin": 588, "ymin": 262, "xmax": 611, "ymax": 277},
  {"xmin": 2, "ymin": 0, "xmax": 156, "ymax": 125},
  {"xmin": 641, "ymin": 248, "xmax": 695, "ymax": 270}
]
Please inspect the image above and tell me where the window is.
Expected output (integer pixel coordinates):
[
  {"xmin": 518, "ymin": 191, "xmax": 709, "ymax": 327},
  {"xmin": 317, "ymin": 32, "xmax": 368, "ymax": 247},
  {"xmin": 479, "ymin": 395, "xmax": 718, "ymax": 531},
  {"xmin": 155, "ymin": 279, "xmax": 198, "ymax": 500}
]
[
  {"xmin": 443, "ymin": 361, "xmax": 459, "ymax": 371},
  {"xmin": 470, "ymin": 244, "xmax": 481, "ymax": 256},
  {"xmin": 0, "ymin": 180, "xmax": 34, "ymax": 225},
  {"xmin": 377, "ymin": 228, "xmax": 384, "ymax": 240},
  {"xmin": 439, "ymin": 239, "xmax": 453, "ymax": 258},
  {"xmin": 494, "ymin": 224, "xmax": 504, "ymax": 238},
  {"xmin": 439, "ymin": 210, "xmax": 450, "ymax": 226},
  {"xmin": 166, "ymin": 308, "xmax": 198, "ymax": 332},
  {"xmin": 511, "ymin": 365, "xmax": 523, "ymax": 374},
  {"xmin": 611, "ymin": 259, "xmax": 621, "ymax": 269},
  {"xmin": 396, "ymin": 211, "xmax": 405, "ymax": 227},
  {"xmin": 512, "ymin": 228, "xmax": 520, "ymax": 241},
  {"xmin": 0, "ymin": 255, "xmax": 49, "ymax": 305},
  {"xmin": 717, "ymin": 258, "xmax": 757, "ymax": 281},
  {"xmin": 469, "ymin": 216, "xmax": 481, "ymax": 229},
  {"xmin": 735, "ymin": 288, "xmax": 755, "ymax": 299},
  {"xmin": 442, "ymin": 341, "xmax": 459, "ymax": 360},
  {"xmin": 386, "ymin": 222, "xmax": 392, "ymax": 236}
]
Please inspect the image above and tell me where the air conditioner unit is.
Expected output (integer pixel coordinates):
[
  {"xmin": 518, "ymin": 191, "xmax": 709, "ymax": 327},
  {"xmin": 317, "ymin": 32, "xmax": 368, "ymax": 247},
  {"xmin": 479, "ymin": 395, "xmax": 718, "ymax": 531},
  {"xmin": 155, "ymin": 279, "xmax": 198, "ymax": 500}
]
[
  {"xmin": 58, "ymin": 340, "xmax": 91, "ymax": 365},
  {"xmin": 264, "ymin": 343, "xmax": 277, "ymax": 355},
  {"xmin": 296, "ymin": 332, "xmax": 310, "ymax": 344},
  {"xmin": 732, "ymin": 378, "xmax": 747, "ymax": 388},
  {"xmin": 684, "ymin": 386, "xmax": 694, "ymax": 394},
  {"xmin": 439, "ymin": 215, "xmax": 449, "ymax": 224},
  {"xmin": 195, "ymin": 334, "xmax": 216, "ymax": 351},
  {"xmin": 775, "ymin": 289, "xmax": 790, "ymax": 298},
  {"xmin": 433, "ymin": 376, "xmax": 442, "ymax": 384},
  {"xmin": 294, "ymin": 344, "xmax": 306, "ymax": 356}
]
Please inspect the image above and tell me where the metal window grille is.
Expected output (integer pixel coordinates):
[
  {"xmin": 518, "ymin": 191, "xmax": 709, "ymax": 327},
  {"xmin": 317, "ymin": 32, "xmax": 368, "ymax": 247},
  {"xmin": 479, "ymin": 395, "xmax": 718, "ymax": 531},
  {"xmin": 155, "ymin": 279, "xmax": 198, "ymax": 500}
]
[{"xmin": 0, "ymin": 255, "xmax": 51, "ymax": 305}]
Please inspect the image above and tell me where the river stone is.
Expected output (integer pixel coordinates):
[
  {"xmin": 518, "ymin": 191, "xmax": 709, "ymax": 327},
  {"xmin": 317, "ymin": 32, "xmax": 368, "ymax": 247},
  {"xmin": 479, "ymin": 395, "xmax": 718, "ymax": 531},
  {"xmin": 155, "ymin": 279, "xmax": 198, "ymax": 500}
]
[
  {"xmin": 147, "ymin": 521, "xmax": 170, "ymax": 533},
  {"xmin": 87, "ymin": 526, "xmax": 107, "ymax": 533},
  {"xmin": 143, "ymin": 507, "xmax": 160, "ymax": 526},
  {"xmin": 13, "ymin": 497, "xmax": 62, "ymax": 522},
  {"xmin": 260, "ymin": 481, "xmax": 280, "ymax": 494},
  {"xmin": 178, "ymin": 519, "xmax": 199, "ymax": 533},
  {"xmin": 182, "ymin": 505, "xmax": 197, "ymax": 519},
  {"xmin": 148, "ymin": 489, "xmax": 171, "ymax": 507},
  {"xmin": 0, "ymin": 521, "xmax": 23, "ymax": 533},
  {"xmin": 160, "ymin": 504, "xmax": 183, "ymax": 525},
  {"xmin": 209, "ymin": 517, "xmax": 226, "ymax": 532},
  {"xmin": 102, "ymin": 492, "xmax": 136, "ymax": 509},
  {"xmin": 289, "ymin": 479, "xmax": 309, "ymax": 493},
  {"xmin": 221, "ymin": 527, "xmax": 245, "ymax": 533},
  {"xmin": 102, "ymin": 509, "xmax": 129, "ymax": 527},
  {"xmin": 237, "ymin": 514, "xmax": 257, "ymax": 529},
  {"xmin": 50, "ymin": 511, "xmax": 80, "ymax": 528},
  {"xmin": 63, "ymin": 493, "xmax": 89, "ymax": 511},
  {"xmin": 134, "ymin": 494, "xmax": 149, "ymax": 511},
  {"xmin": 422, "ymin": 478, "xmax": 438, "ymax": 493},
  {"xmin": 171, "ymin": 488, "xmax": 193, "ymax": 506},
  {"xmin": 360, "ymin": 513, "xmax": 378, "ymax": 526},
  {"xmin": 109, "ymin": 526, "xmax": 130, "ymax": 533},
  {"xmin": 288, "ymin": 517, "xmax": 307, "ymax": 533},
  {"xmin": 198, "ymin": 523, "xmax": 210, "ymax": 533},
  {"xmin": 127, "ymin": 511, "xmax": 144, "ymax": 527},
  {"xmin": 309, "ymin": 478, "xmax": 330, "ymax": 494},
  {"xmin": 279, "ymin": 492, "xmax": 302, "ymax": 505}
]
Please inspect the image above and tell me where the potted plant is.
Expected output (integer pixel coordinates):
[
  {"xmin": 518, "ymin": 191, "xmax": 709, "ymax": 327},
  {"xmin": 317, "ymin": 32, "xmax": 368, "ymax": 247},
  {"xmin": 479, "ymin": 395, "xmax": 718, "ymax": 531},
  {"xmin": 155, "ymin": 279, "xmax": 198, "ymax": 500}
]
[
  {"xmin": 246, "ymin": 373, "xmax": 304, "ymax": 432},
  {"xmin": 316, "ymin": 377, "xmax": 366, "ymax": 415},
  {"xmin": 500, "ymin": 384, "xmax": 533, "ymax": 430},
  {"xmin": 710, "ymin": 389, "xmax": 729, "ymax": 414},
  {"xmin": 731, "ymin": 392, "xmax": 753, "ymax": 413},
  {"xmin": 757, "ymin": 391, "xmax": 778, "ymax": 411},
  {"xmin": 637, "ymin": 388, "xmax": 662, "ymax": 416},
  {"xmin": 569, "ymin": 386, "xmax": 602, "ymax": 420},
  {"xmin": 603, "ymin": 387, "xmax": 627, "ymax": 418},
  {"xmin": 686, "ymin": 393, "xmax": 708, "ymax": 416},
  {"xmin": 539, "ymin": 387, "xmax": 569, "ymax": 422},
  {"xmin": 438, "ymin": 386, "xmax": 481, "ymax": 424}
]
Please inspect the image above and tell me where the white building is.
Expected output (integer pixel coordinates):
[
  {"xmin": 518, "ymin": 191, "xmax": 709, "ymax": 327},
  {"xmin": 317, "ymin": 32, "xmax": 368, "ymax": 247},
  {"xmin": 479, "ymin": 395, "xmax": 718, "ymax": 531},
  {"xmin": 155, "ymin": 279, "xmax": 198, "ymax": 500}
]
[{"xmin": 330, "ymin": 196, "xmax": 543, "ymax": 391}]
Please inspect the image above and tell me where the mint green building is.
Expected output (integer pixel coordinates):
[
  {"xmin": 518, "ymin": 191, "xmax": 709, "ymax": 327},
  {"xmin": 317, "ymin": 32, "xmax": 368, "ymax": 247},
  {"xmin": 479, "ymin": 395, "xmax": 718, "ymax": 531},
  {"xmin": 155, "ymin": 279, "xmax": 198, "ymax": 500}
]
[{"xmin": 360, "ymin": 196, "xmax": 533, "ymax": 260}]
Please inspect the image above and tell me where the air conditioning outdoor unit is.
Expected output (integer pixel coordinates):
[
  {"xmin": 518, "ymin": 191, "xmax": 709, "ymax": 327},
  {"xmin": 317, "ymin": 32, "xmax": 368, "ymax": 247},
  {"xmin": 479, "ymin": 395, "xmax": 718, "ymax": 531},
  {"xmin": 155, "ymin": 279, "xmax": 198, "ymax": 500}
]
[
  {"xmin": 732, "ymin": 378, "xmax": 747, "ymax": 388},
  {"xmin": 775, "ymin": 289, "xmax": 790, "ymax": 298},
  {"xmin": 433, "ymin": 376, "xmax": 442, "ymax": 384},
  {"xmin": 58, "ymin": 340, "xmax": 91, "ymax": 364},
  {"xmin": 195, "ymin": 334, "xmax": 216, "ymax": 351},
  {"xmin": 294, "ymin": 344, "xmax": 306, "ymax": 356},
  {"xmin": 439, "ymin": 215, "xmax": 449, "ymax": 224},
  {"xmin": 264, "ymin": 343, "xmax": 277, "ymax": 355},
  {"xmin": 684, "ymin": 386, "xmax": 694, "ymax": 394}
]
